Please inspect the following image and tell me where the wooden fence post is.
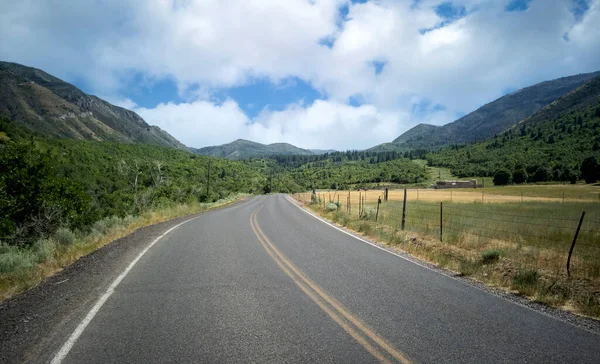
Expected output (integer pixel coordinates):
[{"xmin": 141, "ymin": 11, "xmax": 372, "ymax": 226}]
[
  {"xmin": 376, "ymin": 197, "xmax": 381, "ymax": 222},
  {"xmin": 402, "ymin": 189, "xmax": 407, "ymax": 230},
  {"xmin": 567, "ymin": 211, "xmax": 586, "ymax": 277},
  {"xmin": 440, "ymin": 202, "xmax": 443, "ymax": 242}
]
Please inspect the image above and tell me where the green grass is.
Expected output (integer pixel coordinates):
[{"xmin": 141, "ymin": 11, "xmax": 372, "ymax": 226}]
[{"xmin": 413, "ymin": 159, "xmax": 494, "ymax": 188}]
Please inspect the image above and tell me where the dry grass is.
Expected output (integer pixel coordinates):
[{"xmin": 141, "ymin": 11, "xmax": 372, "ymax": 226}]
[
  {"xmin": 303, "ymin": 185, "xmax": 599, "ymax": 206},
  {"xmin": 0, "ymin": 194, "xmax": 248, "ymax": 301}
]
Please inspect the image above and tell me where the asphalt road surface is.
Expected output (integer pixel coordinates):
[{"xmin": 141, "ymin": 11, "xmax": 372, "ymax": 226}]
[{"xmin": 46, "ymin": 195, "xmax": 599, "ymax": 363}]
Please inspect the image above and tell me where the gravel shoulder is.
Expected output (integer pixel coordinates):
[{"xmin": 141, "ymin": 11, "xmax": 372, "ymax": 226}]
[{"xmin": 0, "ymin": 199, "xmax": 249, "ymax": 364}]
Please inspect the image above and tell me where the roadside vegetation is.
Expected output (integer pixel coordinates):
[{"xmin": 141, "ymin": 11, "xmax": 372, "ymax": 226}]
[
  {"xmin": 296, "ymin": 191, "xmax": 600, "ymax": 319},
  {"xmin": 0, "ymin": 118, "xmax": 262, "ymax": 300}
]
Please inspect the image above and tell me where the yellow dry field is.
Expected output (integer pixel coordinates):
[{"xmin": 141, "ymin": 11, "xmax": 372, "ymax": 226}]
[{"xmin": 298, "ymin": 188, "xmax": 579, "ymax": 205}]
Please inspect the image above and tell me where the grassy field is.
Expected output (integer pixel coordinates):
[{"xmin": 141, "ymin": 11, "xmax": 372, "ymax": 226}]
[{"xmin": 293, "ymin": 190, "xmax": 600, "ymax": 318}]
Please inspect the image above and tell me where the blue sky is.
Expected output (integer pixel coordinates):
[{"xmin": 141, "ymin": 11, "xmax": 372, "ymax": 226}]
[{"xmin": 1, "ymin": 0, "xmax": 599, "ymax": 150}]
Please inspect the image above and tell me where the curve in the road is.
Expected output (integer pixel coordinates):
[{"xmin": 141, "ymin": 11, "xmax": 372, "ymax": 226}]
[{"xmin": 250, "ymin": 205, "xmax": 411, "ymax": 364}]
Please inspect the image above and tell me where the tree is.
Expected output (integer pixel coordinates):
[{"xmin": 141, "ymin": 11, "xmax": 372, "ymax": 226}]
[
  {"xmin": 493, "ymin": 169, "xmax": 512, "ymax": 186},
  {"xmin": 532, "ymin": 166, "xmax": 551, "ymax": 182},
  {"xmin": 580, "ymin": 156, "xmax": 600, "ymax": 184},
  {"xmin": 0, "ymin": 143, "xmax": 90, "ymax": 245},
  {"xmin": 512, "ymin": 168, "xmax": 528, "ymax": 184}
]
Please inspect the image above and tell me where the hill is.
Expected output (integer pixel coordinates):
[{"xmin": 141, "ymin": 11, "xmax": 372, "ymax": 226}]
[
  {"xmin": 0, "ymin": 61, "xmax": 187, "ymax": 150},
  {"xmin": 425, "ymin": 74, "xmax": 600, "ymax": 183},
  {"xmin": 370, "ymin": 71, "xmax": 600, "ymax": 152},
  {"xmin": 194, "ymin": 139, "xmax": 315, "ymax": 159}
]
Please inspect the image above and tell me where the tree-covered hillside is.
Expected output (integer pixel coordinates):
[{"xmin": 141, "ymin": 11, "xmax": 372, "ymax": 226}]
[
  {"xmin": 0, "ymin": 117, "xmax": 265, "ymax": 246},
  {"xmin": 425, "ymin": 75, "xmax": 600, "ymax": 184},
  {"xmin": 193, "ymin": 139, "xmax": 314, "ymax": 159}
]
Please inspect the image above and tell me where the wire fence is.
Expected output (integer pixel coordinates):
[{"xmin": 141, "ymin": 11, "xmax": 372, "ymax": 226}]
[{"xmin": 293, "ymin": 189, "xmax": 600, "ymax": 279}]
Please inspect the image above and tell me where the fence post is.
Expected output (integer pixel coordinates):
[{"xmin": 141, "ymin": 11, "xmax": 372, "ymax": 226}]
[
  {"xmin": 402, "ymin": 189, "xmax": 407, "ymax": 230},
  {"xmin": 385, "ymin": 187, "xmax": 389, "ymax": 202},
  {"xmin": 440, "ymin": 202, "xmax": 443, "ymax": 242},
  {"xmin": 376, "ymin": 197, "xmax": 381, "ymax": 222},
  {"xmin": 567, "ymin": 211, "xmax": 586, "ymax": 277},
  {"xmin": 337, "ymin": 195, "xmax": 340, "ymax": 210}
]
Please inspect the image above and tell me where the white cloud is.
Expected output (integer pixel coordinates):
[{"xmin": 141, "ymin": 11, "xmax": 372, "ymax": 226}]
[
  {"xmin": 1, "ymin": 0, "xmax": 600, "ymax": 149},
  {"xmin": 135, "ymin": 99, "xmax": 403, "ymax": 150}
]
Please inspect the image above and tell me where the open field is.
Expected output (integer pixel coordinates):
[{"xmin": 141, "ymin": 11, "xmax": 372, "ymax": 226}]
[
  {"xmin": 293, "ymin": 189, "xmax": 600, "ymax": 317},
  {"xmin": 310, "ymin": 184, "xmax": 600, "ymax": 205}
]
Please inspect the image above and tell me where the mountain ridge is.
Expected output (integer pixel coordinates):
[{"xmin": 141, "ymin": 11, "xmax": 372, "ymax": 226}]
[
  {"xmin": 0, "ymin": 61, "xmax": 187, "ymax": 150},
  {"xmin": 371, "ymin": 71, "xmax": 600, "ymax": 152},
  {"xmin": 193, "ymin": 138, "xmax": 317, "ymax": 159}
]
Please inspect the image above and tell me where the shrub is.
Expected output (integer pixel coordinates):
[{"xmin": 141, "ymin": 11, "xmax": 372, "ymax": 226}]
[
  {"xmin": 326, "ymin": 202, "xmax": 339, "ymax": 211},
  {"xmin": 0, "ymin": 243, "xmax": 36, "ymax": 273},
  {"xmin": 481, "ymin": 249, "xmax": 501, "ymax": 264},
  {"xmin": 357, "ymin": 221, "xmax": 373, "ymax": 234},
  {"xmin": 389, "ymin": 229, "xmax": 409, "ymax": 245},
  {"xmin": 332, "ymin": 211, "xmax": 350, "ymax": 226},
  {"xmin": 53, "ymin": 227, "xmax": 76, "ymax": 246},
  {"xmin": 459, "ymin": 259, "xmax": 481, "ymax": 276},
  {"xmin": 513, "ymin": 269, "xmax": 539, "ymax": 287},
  {"xmin": 32, "ymin": 238, "xmax": 56, "ymax": 263},
  {"xmin": 361, "ymin": 208, "xmax": 376, "ymax": 220}
]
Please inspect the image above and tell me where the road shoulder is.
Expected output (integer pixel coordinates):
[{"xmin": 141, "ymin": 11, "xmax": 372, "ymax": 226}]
[
  {"xmin": 286, "ymin": 195, "xmax": 600, "ymax": 335},
  {"xmin": 0, "ymin": 198, "xmax": 249, "ymax": 364}
]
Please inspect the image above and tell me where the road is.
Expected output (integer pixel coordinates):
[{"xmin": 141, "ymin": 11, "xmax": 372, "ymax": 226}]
[{"xmin": 48, "ymin": 195, "xmax": 598, "ymax": 363}]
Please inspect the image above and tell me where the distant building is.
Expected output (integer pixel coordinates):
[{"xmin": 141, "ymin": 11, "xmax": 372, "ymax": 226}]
[{"xmin": 433, "ymin": 180, "xmax": 479, "ymax": 189}]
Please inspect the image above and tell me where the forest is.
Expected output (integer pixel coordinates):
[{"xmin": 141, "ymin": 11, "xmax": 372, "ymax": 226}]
[{"xmin": 425, "ymin": 103, "xmax": 600, "ymax": 185}]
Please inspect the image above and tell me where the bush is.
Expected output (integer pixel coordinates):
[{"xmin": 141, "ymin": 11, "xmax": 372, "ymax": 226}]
[
  {"xmin": 32, "ymin": 238, "xmax": 56, "ymax": 263},
  {"xmin": 357, "ymin": 221, "xmax": 373, "ymax": 234},
  {"xmin": 361, "ymin": 208, "xmax": 376, "ymax": 220},
  {"xmin": 481, "ymin": 249, "xmax": 501, "ymax": 264},
  {"xmin": 0, "ymin": 243, "xmax": 36, "ymax": 273},
  {"xmin": 53, "ymin": 227, "xmax": 76, "ymax": 246},
  {"xmin": 513, "ymin": 269, "xmax": 539, "ymax": 287},
  {"xmin": 326, "ymin": 202, "xmax": 339, "ymax": 211},
  {"xmin": 332, "ymin": 211, "xmax": 350, "ymax": 226},
  {"xmin": 389, "ymin": 229, "xmax": 409, "ymax": 245}
]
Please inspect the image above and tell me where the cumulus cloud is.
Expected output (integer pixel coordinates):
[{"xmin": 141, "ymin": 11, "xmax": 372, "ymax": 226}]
[
  {"xmin": 1, "ymin": 0, "xmax": 599, "ymax": 149},
  {"xmin": 135, "ymin": 99, "xmax": 403, "ymax": 150}
]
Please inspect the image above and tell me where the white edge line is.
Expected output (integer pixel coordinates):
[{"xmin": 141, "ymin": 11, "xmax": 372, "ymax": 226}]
[
  {"xmin": 284, "ymin": 195, "xmax": 433, "ymax": 271},
  {"xmin": 283, "ymin": 195, "xmax": 600, "ymax": 332},
  {"xmin": 50, "ymin": 214, "xmax": 203, "ymax": 364}
]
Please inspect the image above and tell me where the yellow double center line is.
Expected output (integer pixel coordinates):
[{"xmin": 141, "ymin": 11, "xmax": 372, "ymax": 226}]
[{"xmin": 250, "ymin": 206, "xmax": 411, "ymax": 364}]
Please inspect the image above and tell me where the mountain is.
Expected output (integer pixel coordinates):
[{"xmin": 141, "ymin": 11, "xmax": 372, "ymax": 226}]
[
  {"xmin": 0, "ymin": 61, "xmax": 187, "ymax": 150},
  {"xmin": 193, "ymin": 139, "xmax": 315, "ymax": 159},
  {"xmin": 426, "ymin": 74, "xmax": 600, "ymax": 183},
  {"xmin": 371, "ymin": 71, "xmax": 600, "ymax": 151}
]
